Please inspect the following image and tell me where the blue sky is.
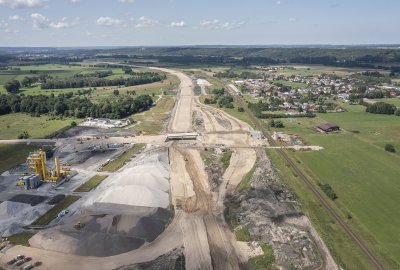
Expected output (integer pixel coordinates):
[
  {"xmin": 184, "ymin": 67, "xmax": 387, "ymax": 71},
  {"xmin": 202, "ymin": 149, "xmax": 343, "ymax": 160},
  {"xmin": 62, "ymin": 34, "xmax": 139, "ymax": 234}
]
[{"xmin": 0, "ymin": 0, "xmax": 399, "ymax": 46}]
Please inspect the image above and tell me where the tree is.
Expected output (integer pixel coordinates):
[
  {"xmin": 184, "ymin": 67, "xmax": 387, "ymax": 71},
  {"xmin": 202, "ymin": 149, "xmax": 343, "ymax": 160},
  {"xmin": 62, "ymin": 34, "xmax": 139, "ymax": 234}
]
[
  {"xmin": 4, "ymin": 80, "xmax": 21, "ymax": 93},
  {"xmin": 113, "ymin": 89, "xmax": 119, "ymax": 96},
  {"xmin": 17, "ymin": 131, "xmax": 30, "ymax": 139},
  {"xmin": 385, "ymin": 144, "xmax": 396, "ymax": 153}
]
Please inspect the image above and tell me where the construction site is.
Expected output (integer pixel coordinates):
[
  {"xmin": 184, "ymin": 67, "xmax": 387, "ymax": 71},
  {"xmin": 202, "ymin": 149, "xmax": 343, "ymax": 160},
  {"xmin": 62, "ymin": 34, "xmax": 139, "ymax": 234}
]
[{"xmin": 0, "ymin": 67, "xmax": 338, "ymax": 270}]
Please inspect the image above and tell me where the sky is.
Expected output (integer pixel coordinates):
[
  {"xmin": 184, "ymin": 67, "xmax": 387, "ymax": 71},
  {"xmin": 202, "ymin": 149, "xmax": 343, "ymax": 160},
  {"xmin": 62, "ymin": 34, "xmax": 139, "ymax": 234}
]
[{"xmin": 0, "ymin": 0, "xmax": 399, "ymax": 47}]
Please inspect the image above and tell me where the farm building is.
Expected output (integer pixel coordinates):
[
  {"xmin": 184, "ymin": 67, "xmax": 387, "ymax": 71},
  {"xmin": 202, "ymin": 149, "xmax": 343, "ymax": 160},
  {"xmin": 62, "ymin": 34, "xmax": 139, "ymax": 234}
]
[{"xmin": 316, "ymin": 123, "xmax": 340, "ymax": 133}]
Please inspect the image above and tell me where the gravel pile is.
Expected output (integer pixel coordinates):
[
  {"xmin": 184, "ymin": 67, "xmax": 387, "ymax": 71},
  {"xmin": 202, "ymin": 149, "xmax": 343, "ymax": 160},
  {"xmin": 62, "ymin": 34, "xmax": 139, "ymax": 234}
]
[{"xmin": 0, "ymin": 201, "xmax": 51, "ymax": 237}]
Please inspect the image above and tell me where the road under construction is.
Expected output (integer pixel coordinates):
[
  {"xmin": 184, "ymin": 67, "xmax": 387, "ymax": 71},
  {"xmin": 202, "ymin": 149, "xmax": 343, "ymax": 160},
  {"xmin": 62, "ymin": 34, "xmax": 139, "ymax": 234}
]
[{"xmin": 0, "ymin": 67, "xmax": 339, "ymax": 270}]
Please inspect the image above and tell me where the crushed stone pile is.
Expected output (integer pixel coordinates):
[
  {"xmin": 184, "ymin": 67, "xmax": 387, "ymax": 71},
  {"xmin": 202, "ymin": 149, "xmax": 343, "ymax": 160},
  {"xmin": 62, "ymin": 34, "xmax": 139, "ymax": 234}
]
[
  {"xmin": 29, "ymin": 207, "xmax": 170, "ymax": 257},
  {"xmin": 0, "ymin": 201, "xmax": 51, "ymax": 237}
]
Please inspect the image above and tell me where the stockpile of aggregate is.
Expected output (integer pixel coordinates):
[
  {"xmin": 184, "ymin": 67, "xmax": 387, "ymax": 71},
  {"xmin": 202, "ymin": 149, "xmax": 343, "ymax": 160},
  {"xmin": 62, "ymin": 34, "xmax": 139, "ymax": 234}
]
[
  {"xmin": 30, "ymin": 147, "xmax": 172, "ymax": 257},
  {"xmin": 0, "ymin": 201, "xmax": 51, "ymax": 237}
]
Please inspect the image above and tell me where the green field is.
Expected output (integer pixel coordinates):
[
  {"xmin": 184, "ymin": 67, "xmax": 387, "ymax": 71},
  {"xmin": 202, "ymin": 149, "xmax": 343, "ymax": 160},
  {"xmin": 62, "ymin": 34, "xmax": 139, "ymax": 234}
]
[
  {"xmin": 100, "ymin": 143, "xmax": 145, "ymax": 172},
  {"xmin": 372, "ymin": 98, "xmax": 400, "ymax": 107},
  {"xmin": 7, "ymin": 231, "xmax": 37, "ymax": 246},
  {"xmin": 131, "ymin": 97, "xmax": 175, "ymax": 135},
  {"xmin": 0, "ymin": 145, "xmax": 38, "ymax": 174},
  {"xmin": 0, "ymin": 113, "xmax": 79, "ymax": 140},
  {"xmin": 270, "ymin": 104, "xmax": 400, "ymax": 268},
  {"xmin": 74, "ymin": 175, "xmax": 108, "ymax": 192},
  {"xmin": 272, "ymin": 79, "xmax": 308, "ymax": 89},
  {"xmin": 32, "ymin": 195, "xmax": 80, "ymax": 226}
]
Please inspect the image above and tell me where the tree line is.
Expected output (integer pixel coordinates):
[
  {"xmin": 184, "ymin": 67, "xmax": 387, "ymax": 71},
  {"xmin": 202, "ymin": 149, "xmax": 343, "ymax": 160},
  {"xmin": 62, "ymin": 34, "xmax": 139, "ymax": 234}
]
[
  {"xmin": 0, "ymin": 93, "xmax": 153, "ymax": 119},
  {"xmin": 365, "ymin": 101, "xmax": 400, "ymax": 115},
  {"xmin": 41, "ymin": 72, "xmax": 166, "ymax": 89}
]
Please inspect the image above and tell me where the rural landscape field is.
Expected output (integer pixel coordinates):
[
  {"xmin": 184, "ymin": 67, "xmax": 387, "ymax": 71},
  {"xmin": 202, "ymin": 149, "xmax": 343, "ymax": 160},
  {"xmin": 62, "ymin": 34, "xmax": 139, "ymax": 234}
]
[{"xmin": 1, "ymin": 1, "xmax": 400, "ymax": 270}]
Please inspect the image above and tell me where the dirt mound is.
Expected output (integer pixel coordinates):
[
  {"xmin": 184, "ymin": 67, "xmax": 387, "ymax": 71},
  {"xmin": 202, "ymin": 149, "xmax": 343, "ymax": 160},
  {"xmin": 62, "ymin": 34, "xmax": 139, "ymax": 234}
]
[
  {"xmin": 30, "ymin": 207, "xmax": 171, "ymax": 257},
  {"xmin": 115, "ymin": 247, "xmax": 185, "ymax": 270},
  {"xmin": 9, "ymin": 194, "xmax": 48, "ymax": 206},
  {"xmin": 47, "ymin": 194, "xmax": 66, "ymax": 205}
]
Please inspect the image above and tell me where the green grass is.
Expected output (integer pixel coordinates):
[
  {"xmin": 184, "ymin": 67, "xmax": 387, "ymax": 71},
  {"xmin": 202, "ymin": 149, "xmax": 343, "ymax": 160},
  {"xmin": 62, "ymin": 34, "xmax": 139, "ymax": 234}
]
[
  {"xmin": 74, "ymin": 175, "xmax": 108, "ymax": 192},
  {"xmin": 31, "ymin": 195, "xmax": 80, "ymax": 226},
  {"xmin": 248, "ymin": 244, "xmax": 276, "ymax": 270},
  {"xmin": 7, "ymin": 231, "xmax": 37, "ymax": 246},
  {"xmin": 268, "ymin": 104, "xmax": 400, "ymax": 269},
  {"xmin": 131, "ymin": 97, "xmax": 175, "ymax": 135},
  {"xmin": 200, "ymin": 149, "xmax": 213, "ymax": 167},
  {"xmin": 220, "ymin": 150, "xmax": 232, "ymax": 171},
  {"xmin": 0, "ymin": 113, "xmax": 80, "ymax": 140},
  {"xmin": 235, "ymin": 227, "xmax": 252, "ymax": 242},
  {"xmin": 371, "ymin": 98, "xmax": 400, "ymax": 107},
  {"xmin": 236, "ymin": 158, "xmax": 258, "ymax": 192},
  {"xmin": 266, "ymin": 148, "xmax": 374, "ymax": 270},
  {"xmin": 100, "ymin": 144, "xmax": 145, "ymax": 172},
  {"xmin": 0, "ymin": 145, "xmax": 38, "ymax": 174},
  {"xmin": 272, "ymin": 79, "xmax": 308, "ymax": 89}
]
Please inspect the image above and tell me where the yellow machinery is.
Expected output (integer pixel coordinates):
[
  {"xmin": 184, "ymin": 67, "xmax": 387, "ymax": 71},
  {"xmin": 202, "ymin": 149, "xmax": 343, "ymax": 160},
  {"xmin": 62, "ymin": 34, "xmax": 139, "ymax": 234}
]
[{"xmin": 26, "ymin": 149, "xmax": 70, "ymax": 182}]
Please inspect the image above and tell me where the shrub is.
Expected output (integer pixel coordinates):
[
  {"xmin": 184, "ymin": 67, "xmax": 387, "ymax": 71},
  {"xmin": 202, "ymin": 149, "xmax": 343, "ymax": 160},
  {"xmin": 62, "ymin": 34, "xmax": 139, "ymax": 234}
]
[
  {"xmin": 385, "ymin": 144, "xmax": 396, "ymax": 153},
  {"xmin": 238, "ymin": 107, "xmax": 245, "ymax": 112},
  {"xmin": 318, "ymin": 183, "xmax": 338, "ymax": 200}
]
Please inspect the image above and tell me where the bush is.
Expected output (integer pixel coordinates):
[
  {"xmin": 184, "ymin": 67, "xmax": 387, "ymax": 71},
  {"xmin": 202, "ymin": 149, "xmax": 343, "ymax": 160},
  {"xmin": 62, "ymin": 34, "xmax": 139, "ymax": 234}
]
[
  {"xmin": 395, "ymin": 109, "xmax": 400, "ymax": 116},
  {"xmin": 238, "ymin": 107, "xmax": 245, "ymax": 112},
  {"xmin": 385, "ymin": 144, "xmax": 396, "ymax": 153},
  {"xmin": 17, "ymin": 131, "xmax": 30, "ymax": 139},
  {"xmin": 318, "ymin": 183, "xmax": 338, "ymax": 200},
  {"xmin": 70, "ymin": 121, "xmax": 77, "ymax": 127}
]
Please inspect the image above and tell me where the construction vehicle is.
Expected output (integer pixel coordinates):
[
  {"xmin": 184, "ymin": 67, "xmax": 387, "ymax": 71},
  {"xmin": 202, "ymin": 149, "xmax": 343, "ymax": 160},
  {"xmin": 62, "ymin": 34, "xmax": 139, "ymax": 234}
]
[
  {"xmin": 74, "ymin": 221, "xmax": 84, "ymax": 230},
  {"xmin": 26, "ymin": 149, "xmax": 70, "ymax": 183}
]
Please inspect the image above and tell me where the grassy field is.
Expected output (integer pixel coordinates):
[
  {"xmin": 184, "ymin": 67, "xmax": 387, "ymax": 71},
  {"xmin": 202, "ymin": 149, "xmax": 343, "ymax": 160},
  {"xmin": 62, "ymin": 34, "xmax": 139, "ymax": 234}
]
[
  {"xmin": 268, "ymin": 104, "xmax": 400, "ymax": 268},
  {"xmin": 100, "ymin": 143, "xmax": 145, "ymax": 172},
  {"xmin": 0, "ymin": 145, "xmax": 38, "ymax": 174},
  {"xmin": 130, "ymin": 97, "xmax": 175, "ymax": 135},
  {"xmin": 272, "ymin": 79, "xmax": 308, "ymax": 89},
  {"xmin": 248, "ymin": 244, "xmax": 275, "ymax": 270},
  {"xmin": 74, "ymin": 175, "xmax": 108, "ymax": 192},
  {"xmin": 372, "ymin": 97, "xmax": 400, "ymax": 107},
  {"xmin": 266, "ymin": 148, "xmax": 375, "ymax": 270},
  {"xmin": 31, "ymin": 195, "xmax": 80, "ymax": 226},
  {"xmin": 7, "ymin": 231, "xmax": 37, "ymax": 246},
  {"xmin": 0, "ymin": 113, "xmax": 79, "ymax": 140}
]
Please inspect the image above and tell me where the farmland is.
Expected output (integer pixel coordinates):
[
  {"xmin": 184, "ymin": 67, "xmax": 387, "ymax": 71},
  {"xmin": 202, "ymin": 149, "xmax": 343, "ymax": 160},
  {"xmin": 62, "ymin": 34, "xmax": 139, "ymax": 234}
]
[
  {"xmin": 268, "ymin": 104, "xmax": 400, "ymax": 268},
  {"xmin": 0, "ymin": 113, "xmax": 80, "ymax": 140}
]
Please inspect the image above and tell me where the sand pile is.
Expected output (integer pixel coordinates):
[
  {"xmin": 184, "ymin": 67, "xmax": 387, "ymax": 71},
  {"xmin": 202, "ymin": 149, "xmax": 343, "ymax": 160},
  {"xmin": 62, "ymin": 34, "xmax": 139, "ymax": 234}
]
[
  {"xmin": 0, "ymin": 201, "xmax": 51, "ymax": 237},
  {"xmin": 84, "ymin": 149, "xmax": 170, "ymax": 209},
  {"xmin": 30, "ymin": 147, "xmax": 172, "ymax": 256}
]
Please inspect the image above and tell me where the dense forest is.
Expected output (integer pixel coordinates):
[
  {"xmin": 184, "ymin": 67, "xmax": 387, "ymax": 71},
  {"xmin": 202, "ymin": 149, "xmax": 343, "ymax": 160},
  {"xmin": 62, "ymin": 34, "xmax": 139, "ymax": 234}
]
[
  {"xmin": 41, "ymin": 72, "xmax": 166, "ymax": 89},
  {"xmin": 0, "ymin": 93, "xmax": 153, "ymax": 119}
]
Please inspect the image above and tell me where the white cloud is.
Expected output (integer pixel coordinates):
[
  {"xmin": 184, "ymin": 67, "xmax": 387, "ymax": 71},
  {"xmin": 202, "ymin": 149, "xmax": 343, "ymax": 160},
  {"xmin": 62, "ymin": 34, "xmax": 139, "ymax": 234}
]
[
  {"xmin": 135, "ymin": 16, "xmax": 158, "ymax": 28},
  {"xmin": 276, "ymin": 0, "xmax": 281, "ymax": 5},
  {"xmin": 169, "ymin": 21, "xmax": 186, "ymax": 28},
  {"xmin": 49, "ymin": 17, "xmax": 79, "ymax": 29},
  {"xmin": 70, "ymin": 0, "xmax": 80, "ymax": 3},
  {"xmin": 9, "ymin": 15, "xmax": 25, "ymax": 21},
  {"xmin": 0, "ymin": 0, "xmax": 47, "ymax": 9},
  {"xmin": 200, "ymin": 19, "xmax": 245, "ymax": 30},
  {"xmin": 288, "ymin": 17, "xmax": 297, "ymax": 22},
  {"xmin": 0, "ymin": 20, "xmax": 9, "ymax": 30},
  {"xmin": 119, "ymin": 0, "xmax": 135, "ymax": 3},
  {"xmin": 31, "ymin": 12, "xmax": 48, "ymax": 30},
  {"xmin": 96, "ymin": 17, "xmax": 122, "ymax": 27}
]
